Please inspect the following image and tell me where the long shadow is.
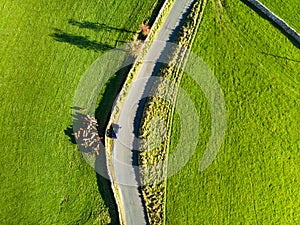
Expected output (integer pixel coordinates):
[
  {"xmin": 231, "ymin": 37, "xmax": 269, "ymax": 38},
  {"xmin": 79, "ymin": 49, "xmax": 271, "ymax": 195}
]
[
  {"xmin": 64, "ymin": 125, "xmax": 76, "ymax": 144},
  {"xmin": 130, "ymin": 38, "xmax": 183, "ymax": 225},
  {"xmin": 241, "ymin": 0, "xmax": 300, "ymax": 49},
  {"xmin": 94, "ymin": 65, "xmax": 133, "ymax": 224},
  {"xmin": 130, "ymin": 2, "xmax": 197, "ymax": 223},
  {"xmin": 50, "ymin": 28, "xmax": 113, "ymax": 52},
  {"xmin": 64, "ymin": 111, "xmax": 120, "ymax": 225},
  {"xmin": 94, "ymin": 64, "xmax": 133, "ymax": 136},
  {"xmin": 95, "ymin": 147, "xmax": 120, "ymax": 225},
  {"xmin": 145, "ymin": 0, "xmax": 166, "ymax": 26},
  {"xmin": 135, "ymin": 0, "xmax": 166, "ymax": 41},
  {"xmin": 64, "ymin": 64, "xmax": 132, "ymax": 224},
  {"xmin": 68, "ymin": 19, "xmax": 135, "ymax": 33},
  {"xmin": 132, "ymin": 0, "xmax": 196, "ymax": 166},
  {"xmin": 260, "ymin": 51, "xmax": 300, "ymax": 63},
  {"xmin": 94, "ymin": 65, "xmax": 133, "ymax": 225}
]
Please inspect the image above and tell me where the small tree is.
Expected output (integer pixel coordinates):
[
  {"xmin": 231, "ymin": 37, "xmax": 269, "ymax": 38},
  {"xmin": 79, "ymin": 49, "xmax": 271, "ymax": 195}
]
[{"xmin": 141, "ymin": 23, "xmax": 151, "ymax": 36}]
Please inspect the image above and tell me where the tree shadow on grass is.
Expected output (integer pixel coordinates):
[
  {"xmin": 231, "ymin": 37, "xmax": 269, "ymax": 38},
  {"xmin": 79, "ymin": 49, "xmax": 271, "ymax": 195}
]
[
  {"xmin": 94, "ymin": 64, "xmax": 132, "ymax": 136},
  {"xmin": 68, "ymin": 19, "xmax": 135, "ymax": 34},
  {"xmin": 95, "ymin": 145, "xmax": 120, "ymax": 225},
  {"xmin": 50, "ymin": 28, "xmax": 114, "ymax": 52},
  {"xmin": 144, "ymin": 0, "xmax": 166, "ymax": 26},
  {"xmin": 64, "ymin": 64, "xmax": 132, "ymax": 225},
  {"xmin": 241, "ymin": 0, "xmax": 300, "ymax": 49},
  {"xmin": 64, "ymin": 126, "xmax": 76, "ymax": 144},
  {"xmin": 260, "ymin": 51, "xmax": 300, "ymax": 63},
  {"xmin": 64, "ymin": 63, "xmax": 131, "ymax": 144}
]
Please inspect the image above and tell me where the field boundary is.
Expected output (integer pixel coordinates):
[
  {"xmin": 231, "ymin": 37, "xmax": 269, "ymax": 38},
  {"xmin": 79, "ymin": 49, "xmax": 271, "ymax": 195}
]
[
  {"xmin": 162, "ymin": 1, "xmax": 207, "ymax": 224},
  {"xmin": 135, "ymin": 0, "xmax": 208, "ymax": 224},
  {"xmin": 242, "ymin": 0, "xmax": 300, "ymax": 46}
]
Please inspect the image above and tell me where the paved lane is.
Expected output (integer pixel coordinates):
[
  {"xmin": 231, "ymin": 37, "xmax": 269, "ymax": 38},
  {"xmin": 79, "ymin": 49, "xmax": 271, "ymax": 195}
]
[{"xmin": 111, "ymin": 0, "xmax": 196, "ymax": 224}]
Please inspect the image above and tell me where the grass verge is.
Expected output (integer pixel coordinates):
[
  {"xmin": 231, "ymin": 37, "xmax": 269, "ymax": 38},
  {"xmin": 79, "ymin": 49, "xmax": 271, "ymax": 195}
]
[
  {"xmin": 165, "ymin": 0, "xmax": 300, "ymax": 224},
  {"xmin": 137, "ymin": 1, "xmax": 208, "ymax": 224},
  {"xmin": 0, "ymin": 0, "xmax": 163, "ymax": 224}
]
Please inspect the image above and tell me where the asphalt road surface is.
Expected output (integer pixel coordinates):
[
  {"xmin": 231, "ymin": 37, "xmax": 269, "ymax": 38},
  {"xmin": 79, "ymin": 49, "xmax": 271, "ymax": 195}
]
[{"xmin": 111, "ymin": 0, "xmax": 196, "ymax": 224}]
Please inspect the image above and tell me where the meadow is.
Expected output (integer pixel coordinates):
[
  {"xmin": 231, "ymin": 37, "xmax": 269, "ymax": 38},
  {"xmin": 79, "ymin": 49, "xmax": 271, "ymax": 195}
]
[
  {"xmin": 0, "ymin": 0, "xmax": 160, "ymax": 224},
  {"xmin": 165, "ymin": 0, "xmax": 300, "ymax": 224},
  {"xmin": 259, "ymin": 0, "xmax": 300, "ymax": 32}
]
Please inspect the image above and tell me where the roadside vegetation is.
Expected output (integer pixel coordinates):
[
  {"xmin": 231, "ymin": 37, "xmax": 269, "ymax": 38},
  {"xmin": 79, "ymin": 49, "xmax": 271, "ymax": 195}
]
[
  {"xmin": 0, "ymin": 0, "xmax": 162, "ymax": 224},
  {"xmin": 137, "ymin": 1, "xmax": 207, "ymax": 224},
  {"xmin": 104, "ymin": 0, "xmax": 177, "ymax": 223},
  {"xmin": 259, "ymin": 0, "xmax": 300, "ymax": 32},
  {"xmin": 165, "ymin": 0, "xmax": 300, "ymax": 224}
]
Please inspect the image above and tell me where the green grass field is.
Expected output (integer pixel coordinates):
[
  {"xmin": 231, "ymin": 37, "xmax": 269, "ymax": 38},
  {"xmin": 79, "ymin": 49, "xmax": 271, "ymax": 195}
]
[
  {"xmin": 259, "ymin": 0, "xmax": 300, "ymax": 32},
  {"xmin": 165, "ymin": 0, "xmax": 300, "ymax": 224},
  {"xmin": 0, "ymin": 0, "xmax": 160, "ymax": 224}
]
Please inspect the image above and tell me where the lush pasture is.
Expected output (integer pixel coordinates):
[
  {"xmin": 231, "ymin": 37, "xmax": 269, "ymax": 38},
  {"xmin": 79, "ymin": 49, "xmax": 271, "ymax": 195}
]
[
  {"xmin": 165, "ymin": 0, "xmax": 300, "ymax": 224},
  {"xmin": 259, "ymin": 0, "xmax": 300, "ymax": 32},
  {"xmin": 0, "ymin": 0, "xmax": 159, "ymax": 224}
]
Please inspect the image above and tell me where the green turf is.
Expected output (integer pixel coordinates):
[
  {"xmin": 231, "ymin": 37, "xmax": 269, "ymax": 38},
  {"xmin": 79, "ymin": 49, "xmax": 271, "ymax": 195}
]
[
  {"xmin": 259, "ymin": 0, "xmax": 300, "ymax": 32},
  {"xmin": 0, "ymin": 0, "xmax": 160, "ymax": 224},
  {"xmin": 165, "ymin": 0, "xmax": 300, "ymax": 224}
]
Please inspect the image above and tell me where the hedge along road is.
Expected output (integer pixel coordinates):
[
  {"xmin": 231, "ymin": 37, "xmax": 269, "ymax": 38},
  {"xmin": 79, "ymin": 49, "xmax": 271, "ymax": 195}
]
[{"xmin": 110, "ymin": 0, "xmax": 197, "ymax": 224}]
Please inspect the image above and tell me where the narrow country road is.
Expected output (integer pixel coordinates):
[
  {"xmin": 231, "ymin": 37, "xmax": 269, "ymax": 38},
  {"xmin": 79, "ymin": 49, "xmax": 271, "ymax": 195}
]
[
  {"xmin": 110, "ymin": 0, "xmax": 196, "ymax": 224},
  {"xmin": 107, "ymin": 0, "xmax": 300, "ymax": 224}
]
